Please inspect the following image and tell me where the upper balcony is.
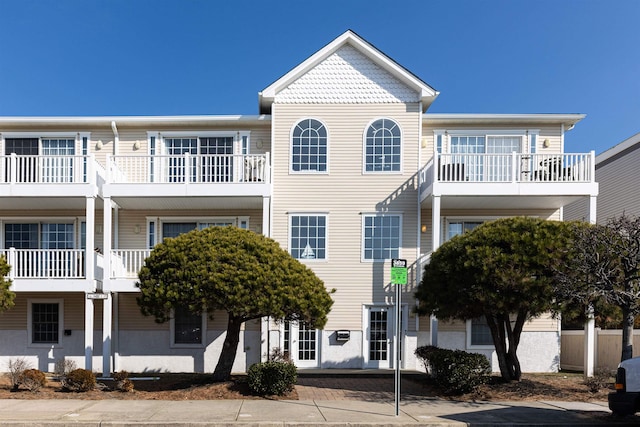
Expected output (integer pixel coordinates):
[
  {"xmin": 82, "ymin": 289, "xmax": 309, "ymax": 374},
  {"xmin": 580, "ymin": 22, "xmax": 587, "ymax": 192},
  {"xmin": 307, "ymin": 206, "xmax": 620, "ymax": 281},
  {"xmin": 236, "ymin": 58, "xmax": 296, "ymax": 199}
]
[
  {"xmin": 419, "ymin": 152, "xmax": 599, "ymax": 210},
  {"xmin": 0, "ymin": 154, "xmax": 101, "ymax": 200},
  {"xmin": 102, "ymin": 153, "xmax": 271, "ymax": 210}
]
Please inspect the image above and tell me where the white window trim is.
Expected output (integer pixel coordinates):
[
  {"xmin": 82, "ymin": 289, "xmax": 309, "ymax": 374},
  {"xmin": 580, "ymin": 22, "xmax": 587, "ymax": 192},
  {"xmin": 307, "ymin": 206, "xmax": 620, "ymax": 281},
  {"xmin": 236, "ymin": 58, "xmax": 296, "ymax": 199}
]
[
  {"xmin": 362, "ymin": 118, "xmax": 403, "ymax": 175},
  {"xmin": 361, "ymin": 212, "xmax": 403, "ymax": 262},
  {"xmin": 170, "ymin": 308, "xmax": 207, "ymax": 349},
  {"xmin": 1, "ymin": 217, "xmax": 83, "ymax": 249},
  {"xmin": 27, "ymin": 298, "xmax": 64, "ymax": 348},
  {"xmin": 289, "ymin": 118, "xmax": 329, "ymax": 175},
  {"xmin": 146, "ymin": 216, "xmax": 249, "ymax": 244},
  {"xmin": 466, "ymin": 318, "xmax": 495, "ymax": 350},
  {"xmin": 440, "ymin": 129, "xmax": 540, "ymax": 155},
  {"xmin": 148, "ymin": 131, "xmax": 250, "ymax": 156},
  {"xmin": 287, "ymin": 212, "xmax": 329, "ymax": 262}
]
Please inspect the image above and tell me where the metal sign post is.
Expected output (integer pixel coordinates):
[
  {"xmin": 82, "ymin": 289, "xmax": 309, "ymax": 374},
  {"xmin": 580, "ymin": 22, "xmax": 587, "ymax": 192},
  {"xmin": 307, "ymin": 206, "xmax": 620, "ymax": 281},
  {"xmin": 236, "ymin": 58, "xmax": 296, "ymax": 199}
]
[{"xmin": 390, "ymin": 258, "xmax": 407, "ymax": 416}]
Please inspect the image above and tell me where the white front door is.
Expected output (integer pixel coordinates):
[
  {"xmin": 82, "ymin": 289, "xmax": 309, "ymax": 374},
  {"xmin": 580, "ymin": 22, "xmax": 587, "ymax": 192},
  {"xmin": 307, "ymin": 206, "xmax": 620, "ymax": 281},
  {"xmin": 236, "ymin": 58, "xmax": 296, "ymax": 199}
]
[
  {"xmin": 284, "ymin": 321, "xmax": 319, "ymax": 368},
  {"xmin": 364, "ymin": 306, "xmax": 392, "ymax": 368}
]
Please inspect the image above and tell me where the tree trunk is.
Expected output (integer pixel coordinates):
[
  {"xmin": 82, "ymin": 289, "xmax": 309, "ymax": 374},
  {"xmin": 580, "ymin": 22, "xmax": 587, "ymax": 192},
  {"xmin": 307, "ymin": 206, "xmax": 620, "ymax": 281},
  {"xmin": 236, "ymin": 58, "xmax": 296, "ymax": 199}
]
[
  {"xmin": 621, "ymin": 307, "xmax": 634, "ymax": 362},
  {"xmin": 212, "ymin": 314, "xmax": 244, "ymax": 382},
  {"xmin": 487, "ymin": 315, "xmax": 517, "ymax": 381}
]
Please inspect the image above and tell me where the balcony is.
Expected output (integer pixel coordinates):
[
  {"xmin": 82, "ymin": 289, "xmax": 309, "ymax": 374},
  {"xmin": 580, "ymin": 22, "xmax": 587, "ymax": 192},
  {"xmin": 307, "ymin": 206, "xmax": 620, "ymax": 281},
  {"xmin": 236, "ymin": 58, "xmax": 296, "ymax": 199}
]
[
  {"xmin": 103, "ymin": 154, "xmax": 271, "ymax": 209},
  {"xmin": 0, "ymin": 154, "xmax": 101, "ymax": 202},
  {"xmin": 419, "ymin": 152, "xmax": 598, "ymax": 210}
]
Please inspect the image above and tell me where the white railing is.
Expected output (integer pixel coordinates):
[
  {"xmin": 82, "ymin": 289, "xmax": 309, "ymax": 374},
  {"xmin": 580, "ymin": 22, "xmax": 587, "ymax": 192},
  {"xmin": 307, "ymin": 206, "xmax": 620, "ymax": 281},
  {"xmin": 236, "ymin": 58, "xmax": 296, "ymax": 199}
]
[
  {"xmin": 111, "ymin": 249, "xmax": 150, "ymax": 279},
  {"xmin": 0, "ymin": 248, "xmax": 85, "ymax": 279},
  {"xmin": 0, "ymin": 154, "xmax": 93, "ymax": 184},
  {"xmin": 107, "ymin": 153, "xmax": 270, "ymax": 184},
  {"xmin": 421, "ymin": 152, "xmax": 594, "ymax": 185}
]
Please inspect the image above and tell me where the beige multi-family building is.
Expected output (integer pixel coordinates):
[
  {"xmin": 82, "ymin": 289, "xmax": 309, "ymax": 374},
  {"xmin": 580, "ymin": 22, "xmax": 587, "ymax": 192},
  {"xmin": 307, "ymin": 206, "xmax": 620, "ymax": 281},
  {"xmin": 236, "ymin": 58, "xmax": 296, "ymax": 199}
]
[{"xmin": 0, "ymin": 30, "xmax": 598, "ymax": 375}]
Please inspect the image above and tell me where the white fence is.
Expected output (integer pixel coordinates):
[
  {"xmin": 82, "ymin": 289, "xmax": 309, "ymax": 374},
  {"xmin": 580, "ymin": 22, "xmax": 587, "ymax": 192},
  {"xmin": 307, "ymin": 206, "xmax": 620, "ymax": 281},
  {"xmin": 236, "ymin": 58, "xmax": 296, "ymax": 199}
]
[{"xmin": 0, "ymin": 248, "xmax": 85, "ymax": 279}]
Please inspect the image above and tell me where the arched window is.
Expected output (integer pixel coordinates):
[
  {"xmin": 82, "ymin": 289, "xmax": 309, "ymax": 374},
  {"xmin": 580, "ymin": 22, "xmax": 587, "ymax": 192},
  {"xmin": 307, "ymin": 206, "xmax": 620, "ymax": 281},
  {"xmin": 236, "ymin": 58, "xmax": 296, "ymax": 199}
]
[
  {"xmin": 291, "ymin": 119, "xmax": 327, "ymax": 172},
  {"xmin": 365, "ymin": 118, "xmax": 401, "ymax": 172}
]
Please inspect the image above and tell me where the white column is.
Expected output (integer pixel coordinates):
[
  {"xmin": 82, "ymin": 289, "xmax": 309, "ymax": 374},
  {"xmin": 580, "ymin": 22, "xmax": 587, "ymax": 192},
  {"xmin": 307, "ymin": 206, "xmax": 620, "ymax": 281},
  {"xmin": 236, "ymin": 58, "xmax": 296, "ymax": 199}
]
[
  {"xmin": 584, "ymin": 305, "xmax": 595, "ymax": 377},
  {"xmin": 85, "ymin": 196, "xmax": 95, "ymax": 286},
  {"xmin": 588, "ymin": 195, "xmax": 597, "ymax": 224},
  {"xmin": 102, "ymin": 293, "xmax": 112, "ymax": 376},
  {"xmin": 103, "ymin": 197, "xmax": 112, "ymax": 292},
  {"xmin": 102, "ymin": 197, "xmax": 113, "ymax": 376},
  {"xmin": 262, "ymin": 196, "xmax": 271, "ymax": 237},
  {"xmin": 84, "ymin": 296, "xmax": 94, "ymax": 371},
  {"xmin": 585, "ymin": 195, "xmax": 597, "ymax": 377},
  {"xmin": 430, "ymin": 195, "xmax": 441, "ymax": 346},
  {"xmin": 431, "ymin": 195, "xmax": 441, "ymax": 252}
]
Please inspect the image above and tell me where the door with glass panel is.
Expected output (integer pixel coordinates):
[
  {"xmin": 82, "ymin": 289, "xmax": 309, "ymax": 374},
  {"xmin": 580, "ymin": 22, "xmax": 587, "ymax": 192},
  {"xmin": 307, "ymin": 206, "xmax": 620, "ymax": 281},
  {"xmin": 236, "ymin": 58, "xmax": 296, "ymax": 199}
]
[
  {"xmin": 164, "ymin": 137, "xmax": 235, "ymax": 183},
  {"xmin": 4, "ymin": 138, "xmax": 75, "ymax": 183},
  {"xmin": 450, "ymin": 136, "xmax": 521, "ymax": 182},
  {"xmin": 283, "ymin": 321, "xmax": 319, "ymax": 368},
  {"xmin": 365, "ymin": 307, "xmax": 391, "ymax": 368},
  {"xmin": 4, "ymin": 222, "xmax": 77, "ymax": 277}
]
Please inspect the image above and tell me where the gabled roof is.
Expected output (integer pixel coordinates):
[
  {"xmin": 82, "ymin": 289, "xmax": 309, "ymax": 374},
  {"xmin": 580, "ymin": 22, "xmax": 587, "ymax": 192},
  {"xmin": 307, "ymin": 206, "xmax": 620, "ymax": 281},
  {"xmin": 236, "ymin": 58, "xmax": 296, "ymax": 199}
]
[
  {"xmin": 258, "ymin": 30, "xmax": 439, "ymax": 114},
  {"xmin": 597, "ymin": 131, "xmax": 640, "ymax": 167}
]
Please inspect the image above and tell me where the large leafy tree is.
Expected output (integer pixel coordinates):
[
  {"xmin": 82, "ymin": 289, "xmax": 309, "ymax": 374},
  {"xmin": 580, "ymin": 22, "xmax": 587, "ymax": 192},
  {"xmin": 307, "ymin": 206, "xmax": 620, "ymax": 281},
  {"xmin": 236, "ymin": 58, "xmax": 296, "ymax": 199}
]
[
  {"xmin": 0, "ymin": 255, "xmax": 14, "ymax": 313},
  {"xmin": 554, "ymin": 214, "xmax": 640, "ymax": 362},
  {"xmin": 415, "ymin": 217, "xmax": 576, "ymax": 381},
  {"xmin": 136, "ymin": 226, "xmax": 334, "ymax": 381}
]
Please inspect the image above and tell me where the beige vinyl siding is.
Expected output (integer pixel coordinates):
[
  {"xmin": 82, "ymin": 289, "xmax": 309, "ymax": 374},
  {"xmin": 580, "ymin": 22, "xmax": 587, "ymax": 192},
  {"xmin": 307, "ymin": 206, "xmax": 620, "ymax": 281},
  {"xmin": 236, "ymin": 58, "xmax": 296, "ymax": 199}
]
[
  {"xmin": 595, "ymin": 147, "xmax": 640, "ymax": 221},
  {"xmin": 0, "ymin": 292, "xmax": 87, "ymax": 330},
  {"xmin": 522, "ymin": 313, "xmax": 558, "ymax": 332},
  {"xmin": 118, "ymin": 293, "xmax": 166, "ymax": 331},
  {"xmin": 438, "ymin": 320, "xmax": 466, "ymax": 332},
  {"xmin": 271, "ymin": 103, "xmax": 421, "ymax": 331}
]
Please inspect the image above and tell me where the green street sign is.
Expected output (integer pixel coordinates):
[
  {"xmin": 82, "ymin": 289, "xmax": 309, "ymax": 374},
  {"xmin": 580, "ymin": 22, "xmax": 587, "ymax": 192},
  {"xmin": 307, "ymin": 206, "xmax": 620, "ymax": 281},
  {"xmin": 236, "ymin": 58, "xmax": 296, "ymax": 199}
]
[{"xmin": 390, "ymin": 258, "xmax": 408, "ymax": 285}]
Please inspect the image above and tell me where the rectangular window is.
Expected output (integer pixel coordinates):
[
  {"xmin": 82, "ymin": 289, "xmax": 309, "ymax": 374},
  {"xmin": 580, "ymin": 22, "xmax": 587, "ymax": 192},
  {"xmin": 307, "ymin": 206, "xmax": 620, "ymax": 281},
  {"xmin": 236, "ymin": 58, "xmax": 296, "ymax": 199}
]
[
  {"xmin": 174, "ymin": 306, "xmax": 202, "ymax": 345},
  {"xmin": 470, "ymin": 317, "xmax": 493, "ymax": 346},
  {"xmin": 290, "ymin": 215, "xmax": 326, "ymax": 260},
  {"xmin": 363, "ymin": 215, "xmax": 400, "ymax": 260},
  {"xmin": 32, "ymin": 303, "xmax": 60, "ymax": 344},
  {"xmin": 447, "ymin": 221, "xmax": 483, "ymax": 241}
]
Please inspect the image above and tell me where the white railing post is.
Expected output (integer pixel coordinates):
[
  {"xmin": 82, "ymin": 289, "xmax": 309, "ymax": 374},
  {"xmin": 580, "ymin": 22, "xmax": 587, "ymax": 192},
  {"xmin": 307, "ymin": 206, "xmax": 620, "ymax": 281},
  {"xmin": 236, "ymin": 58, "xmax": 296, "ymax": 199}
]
[
  {"xmin": 9, "ymin": 153, "xmax": 17, "ymax": 184},
  {"xmin": 511, "ymin": 152, "xmax": 517, "ymax": 183},
  {"xmin": 184, "ymin": 152, "xmax": 191, "ymax": 183},
  {"xmin": 590, "ymin": 150, "xmax": 595, "ymax": 183},
  {"xmin": 106, "ymin": 155, "xmax": 112, "ymax": 183},
  {"xmin": 8, "ymin": 248, "xmax": 16, "ymax": 280}
]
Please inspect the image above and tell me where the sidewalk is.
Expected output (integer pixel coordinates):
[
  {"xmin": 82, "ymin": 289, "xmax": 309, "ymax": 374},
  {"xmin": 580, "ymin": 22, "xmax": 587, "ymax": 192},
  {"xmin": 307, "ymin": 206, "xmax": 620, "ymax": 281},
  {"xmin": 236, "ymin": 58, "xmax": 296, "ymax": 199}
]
[
  {"xmin": 0, "ymin": 398, "xmax": 630, "ymax": 426},
  {"xmin": 0, "ymin": 373, "xmax": 637, "ymax": 426}
]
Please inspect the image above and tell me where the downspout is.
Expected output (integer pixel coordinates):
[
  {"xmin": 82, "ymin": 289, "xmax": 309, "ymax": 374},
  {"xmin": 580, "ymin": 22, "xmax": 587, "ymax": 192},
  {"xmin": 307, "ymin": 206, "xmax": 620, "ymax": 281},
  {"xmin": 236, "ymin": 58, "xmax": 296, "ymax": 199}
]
[{"xmin": 111, "ymin": 121, "xmax": 119, "ymax": 155}]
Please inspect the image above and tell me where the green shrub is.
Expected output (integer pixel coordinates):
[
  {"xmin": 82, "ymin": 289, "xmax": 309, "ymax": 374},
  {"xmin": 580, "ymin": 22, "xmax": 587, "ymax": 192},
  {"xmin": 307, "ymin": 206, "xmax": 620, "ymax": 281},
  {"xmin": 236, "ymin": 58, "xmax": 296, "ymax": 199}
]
[
  {"xmin": 415, "ymin": 346, "xmax": 491, "ymax": 394},
  {"xmin": 62, "ymin": 368, "xmax": 96, "ymax": 392},
  {"xmin": 247, "ymin": 360, "xmax": 297, "ymax": 396},
  {"xmin": 18, "ymin": 369, "xmax": 46, "ymax": 392}
]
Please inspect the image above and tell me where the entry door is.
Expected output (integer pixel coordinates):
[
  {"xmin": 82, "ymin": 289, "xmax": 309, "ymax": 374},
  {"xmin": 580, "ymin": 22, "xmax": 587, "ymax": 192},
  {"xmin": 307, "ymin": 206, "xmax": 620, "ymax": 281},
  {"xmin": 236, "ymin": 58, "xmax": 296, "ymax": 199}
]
[
  {"xmin": 284, "ymin": 321, "xmax": 319, "ymax": 368},
  {"xmin": 365, "ymin": 306, "xmax": 392, "ymax": 368}
]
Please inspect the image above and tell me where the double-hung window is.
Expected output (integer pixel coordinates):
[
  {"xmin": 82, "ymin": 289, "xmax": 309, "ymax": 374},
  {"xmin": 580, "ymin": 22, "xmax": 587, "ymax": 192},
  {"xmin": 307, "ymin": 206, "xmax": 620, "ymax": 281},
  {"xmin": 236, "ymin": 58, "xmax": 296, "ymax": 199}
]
[
  {"xmin": 362, "ymin": 214, "xmax": 401, "ymax": 261},
  {"xmin": 291, "ymin": 119, "xmax": 327, "ymax": 173},
  {"xmin": 289, "ymin": 214, "xmax": 327, "ymax": 260},
  {"xmin": 364, "ymin": 119, "xmax": 401, "ymax": 172},
  {"xmin": 28, "ymin": 299, "xmax": 63, "ymax": 346}
]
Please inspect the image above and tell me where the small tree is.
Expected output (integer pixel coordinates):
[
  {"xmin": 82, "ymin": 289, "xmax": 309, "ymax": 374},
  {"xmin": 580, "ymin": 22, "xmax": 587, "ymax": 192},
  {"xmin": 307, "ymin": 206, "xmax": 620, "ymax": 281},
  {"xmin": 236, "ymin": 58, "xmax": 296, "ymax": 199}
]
[
  {"xmin": 0, "ymin": 255, "xmax": 14, "ymax": 313},
  {"xmin": 415, "ymin": 217, "xmax": 575, "ymax": 381},
  {"xmin": 555, "ymin": 214, "xmax": 640, "ymax": 362},
  {"xmin": 136, "ymin": 226, "xmax": 334, "ymax": 381}
]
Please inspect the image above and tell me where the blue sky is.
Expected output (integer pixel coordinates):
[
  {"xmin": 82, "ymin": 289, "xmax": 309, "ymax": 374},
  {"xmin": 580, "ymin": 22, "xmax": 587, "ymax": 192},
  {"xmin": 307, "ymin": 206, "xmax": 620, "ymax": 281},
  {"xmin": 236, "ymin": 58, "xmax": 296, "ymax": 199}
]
[{"xmin": 0, "ymin": 0, "xmax": 637, "ymax": 155}]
